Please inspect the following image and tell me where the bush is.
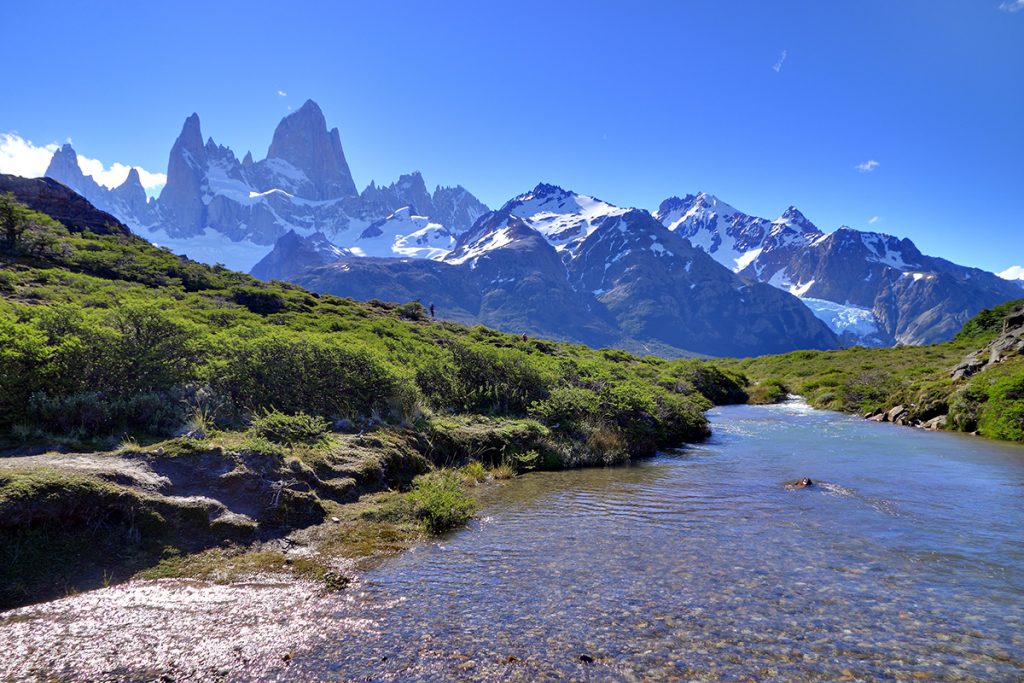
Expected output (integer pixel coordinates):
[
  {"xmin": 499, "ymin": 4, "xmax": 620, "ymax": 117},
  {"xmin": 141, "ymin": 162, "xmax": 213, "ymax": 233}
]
[
  {"xmin": 395, "ymin": 301, "xmax": 427, "ymax": 321},
  {"xmin": 528, "ymin": 387, "xmax": 599, "ymax": 427},
  {"xmin": 250, "ymin": 410, "xmax": 330, "ymax": 446},
  {"xmin": 407, "ymin": 470, "xmax": 476, "ymax": 534},
  {"xmin": 213, "ymin": 333, "xmax": 404, "ymax": 420},
  {"xmin": 747, "ymin": 380, "xmax": 788, "ymax": 405},
  {"xmin": 977, "ymin": 372, "xmax": 1024, "ymax": 441},
  {"xmin": 419, "ymin": 342, "xmax": 550, "ymax": 414},
  {"xmin": 585, "ymin": 426, "xmax": 629, "ymax": 465}
]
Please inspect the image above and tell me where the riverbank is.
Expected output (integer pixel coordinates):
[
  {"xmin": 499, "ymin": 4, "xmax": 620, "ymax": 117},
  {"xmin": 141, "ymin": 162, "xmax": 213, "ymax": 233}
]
[{"xmin": 719, "ymin": 299, "xmax": 1024, "ymax": 443}]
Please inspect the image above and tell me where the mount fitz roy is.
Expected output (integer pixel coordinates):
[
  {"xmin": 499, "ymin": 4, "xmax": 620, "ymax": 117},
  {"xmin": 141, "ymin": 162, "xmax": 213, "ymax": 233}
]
[
  {"xmin": 44, "ymin": 99, "xmax": 488, "ymax": 273},
  {"xmin": 42, "ymin": 99, "xmax": 1022, "ymax": 356}
]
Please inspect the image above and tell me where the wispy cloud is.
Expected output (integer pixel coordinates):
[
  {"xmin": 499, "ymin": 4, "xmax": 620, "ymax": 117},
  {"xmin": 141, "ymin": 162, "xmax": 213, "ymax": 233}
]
[
  {"xmin": 277, "ymin": 90, "xmax": 287, "ymax": 97},
  {"xmin": 0, "ymin": 133, "xmax": 166, "ymax": 196},
  {"xmin": 855, "ymin": 159, "xmax": 880, "ymax": 173},
  {"xmin": 997, "ymin": 1, "xmax": 1024, "ymax": 12},
  {"xmin": 868, "ymin": 216, "xmax": 880, "ymax": 224},
  {"xmin": 772, "ymin": 50, "xmax": 787, "ymax": 73}
]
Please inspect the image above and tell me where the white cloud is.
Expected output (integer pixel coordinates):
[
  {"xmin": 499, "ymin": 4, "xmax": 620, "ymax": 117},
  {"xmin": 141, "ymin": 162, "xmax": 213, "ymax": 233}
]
[
  {"xmin": 998, "ymin": 1, "xmax": 1024, "ymax": 12},
  {"xmin": 0, "ymin": 133, "xmax": 58, "ymax": 178},
  {"xmin": 998, "ymin": 265, "xmax": 1024, "ymax": 280},
  {"xmin": 0, "ymin": 133, "xmax": 166, "ymax": 195},
  {"xmin": 868, "ymin": 216, "xmax": 880, "ymax": 224},
  {"xmin": 772, "ymin": 50, "xmax": 787, "ymax": 73},
  {"xmin": 855, "ymin": 159, "xmax": 880, "ymax": 173},
  {"xmin": 277, "ymin": 90, "xmax": 287, "ymax": 97}
]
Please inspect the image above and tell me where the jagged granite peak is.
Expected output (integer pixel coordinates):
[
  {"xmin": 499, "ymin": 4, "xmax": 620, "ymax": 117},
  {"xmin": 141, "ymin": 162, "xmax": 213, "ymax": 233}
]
[
  {"xmin": 45, "ymin": 144, "xmax": 85, "ymax": 184},
  {"xmin": 109, "ymin": 168, "xmax": 150, "ymax": 218},
  {"xmin": 360, "ymin": 171, "xmax": 434, "ymax": 224},
  {"xmin": 242, "ymin": 150, "xmax": 254, "ymax": 167},
  {"xmin": 431, "ymin": 184, "xmax": 489, "ymax": 233},
  {"xmin": 265, "ymin": 99, "xmax": 358, "ymax": 200},
  {"xmin": 157, "ymin": 113, "xmax": 209, "ymax": 235}
]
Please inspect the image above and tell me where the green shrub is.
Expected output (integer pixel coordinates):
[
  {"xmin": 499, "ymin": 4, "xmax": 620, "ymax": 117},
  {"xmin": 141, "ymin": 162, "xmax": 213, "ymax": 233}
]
[
  {"xmin": 977, "ymin": 372, "xmax": 1024, "ymax": 441},
  {"xmin": 529, "ymin": 386, "xmax": 599, "ymax": 427},
  {"xmin": 407, "ymin": 470, "xmax": 476, "ymax": 534},
  {"xmin": 461, "ymin": 461, "xmax": 488, "ymax": 483},
  {"xmin": 213, "ymin": 334, "xmax": 403, "ymax": 419},
  {"xmin": 250, "ymin": 410, "xmax": 330, "ymax": 446},
  {"xmin": 395, "ymin": 301, "xmax": 427, "ymax": 321},
  {"xmin": 747, "ymin": 380, "xmax": 788, "ymax": 405}
]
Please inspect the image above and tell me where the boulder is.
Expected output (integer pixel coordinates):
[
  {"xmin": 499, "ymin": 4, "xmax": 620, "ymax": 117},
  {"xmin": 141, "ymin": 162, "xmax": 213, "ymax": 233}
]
[
  {"xmin": 922, "ymin": 415, "xmax": 947, "ymax": 431},
  {"xmin": 885, "ymin": 405, "xmax": 907, "ymax": 423}
]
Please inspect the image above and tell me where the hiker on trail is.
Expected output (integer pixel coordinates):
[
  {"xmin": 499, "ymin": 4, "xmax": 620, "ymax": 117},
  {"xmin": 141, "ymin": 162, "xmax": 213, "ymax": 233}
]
[
  {"xmin": 521, "ymin": 333, "xmax": 528, "ymax": 342},
  {"xmin": 430, "ymin": 303, "xmax": 436, "ymax": 320}
]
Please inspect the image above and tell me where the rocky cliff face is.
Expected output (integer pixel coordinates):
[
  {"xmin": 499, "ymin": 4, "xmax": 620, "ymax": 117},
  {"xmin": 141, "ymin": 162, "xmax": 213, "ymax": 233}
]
[{"xmin": 0, "ymin": 174, "xmax": 130, "ymax": 236}]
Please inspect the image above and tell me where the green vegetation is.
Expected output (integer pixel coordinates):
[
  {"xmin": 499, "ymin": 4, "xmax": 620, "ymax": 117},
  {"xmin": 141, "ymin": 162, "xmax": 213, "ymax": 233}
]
[{"xmin": 718, "ymin": 300, "xmax": 1024, "ymax": 443}]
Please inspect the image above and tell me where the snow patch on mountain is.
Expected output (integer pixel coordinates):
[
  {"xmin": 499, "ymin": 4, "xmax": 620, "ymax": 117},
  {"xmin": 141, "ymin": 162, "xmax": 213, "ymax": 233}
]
[
  {"xmin": 802, "ymin": 298, "xmax": 881, "ymax": 342},
  {"xmin": 148, "ymin": 227, "xmax": 275, "ymax": 272},
  {"xmin": 349, "ymin": 207, "xmax": 454, "ymax": 259}
]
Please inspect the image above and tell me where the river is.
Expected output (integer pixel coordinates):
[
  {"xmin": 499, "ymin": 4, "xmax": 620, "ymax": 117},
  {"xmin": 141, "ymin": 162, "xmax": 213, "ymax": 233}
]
[{"xmin": 3, "ymin": 401, "xmax": 1024, "ymax": 681}]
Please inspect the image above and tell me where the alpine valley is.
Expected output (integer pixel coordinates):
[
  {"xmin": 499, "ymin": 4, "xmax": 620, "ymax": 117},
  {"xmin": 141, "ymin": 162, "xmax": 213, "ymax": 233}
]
[{"xmin": 44, "ymin": 100, "xmax": 1022, "ymax": 357}]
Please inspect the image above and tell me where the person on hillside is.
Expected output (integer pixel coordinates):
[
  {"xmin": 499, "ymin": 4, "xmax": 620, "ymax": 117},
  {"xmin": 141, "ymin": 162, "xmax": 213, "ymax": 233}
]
[{"xmin": 429, "ymin": 303, "xmax": 436, "ymax": 320}]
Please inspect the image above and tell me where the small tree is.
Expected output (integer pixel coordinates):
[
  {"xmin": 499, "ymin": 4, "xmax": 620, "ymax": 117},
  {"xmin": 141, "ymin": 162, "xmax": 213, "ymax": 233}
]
[{"xmin": 0, "ymin": 193, "xmax": 27, "ymax": 251}]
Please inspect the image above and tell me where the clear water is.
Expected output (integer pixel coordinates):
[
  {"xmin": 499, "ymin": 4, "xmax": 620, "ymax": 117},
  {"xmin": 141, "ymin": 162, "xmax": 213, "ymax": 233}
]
[
  {"xmin": 297, "ymin": 401, "xmax": 1024, "ymax": 681},
  {"xmin": 4, "ymin": 401, "xmax": 1023, "ymax": 681}
]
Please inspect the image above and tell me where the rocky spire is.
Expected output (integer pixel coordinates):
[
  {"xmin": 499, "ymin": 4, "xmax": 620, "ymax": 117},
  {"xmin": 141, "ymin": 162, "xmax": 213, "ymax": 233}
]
[
  {"xmin": 266, "ymin": 99, "xmax": 358, "ymax": 200},
  {"xmin": 158, "ymin": 113, "xmax": 208, "ymax": 234}
]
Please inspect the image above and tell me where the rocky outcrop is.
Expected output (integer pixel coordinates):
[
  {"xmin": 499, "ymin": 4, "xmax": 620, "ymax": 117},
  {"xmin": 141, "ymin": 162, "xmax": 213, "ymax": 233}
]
[
  {"xmin": 952, "ymin": 305, "xmax": 1024, "ymax": 380},
  {"xmin": 0, "ymin": 174, "xmax": 130, "ymax": 236}
]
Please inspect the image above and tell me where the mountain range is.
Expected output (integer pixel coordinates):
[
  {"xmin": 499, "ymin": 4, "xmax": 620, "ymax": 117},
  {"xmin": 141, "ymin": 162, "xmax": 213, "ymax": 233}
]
[
  {"xmin": 44, "ymin": 99, "xmax": 488, "ymax": 272},
  {"xmin": 41, "ymin": 99, "xmax": 1023, "ymax": 357}
]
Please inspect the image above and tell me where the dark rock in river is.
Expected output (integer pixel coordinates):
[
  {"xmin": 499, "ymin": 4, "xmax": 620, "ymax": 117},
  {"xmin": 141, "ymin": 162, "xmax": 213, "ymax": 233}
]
[{"xmin": 785, "ymin": 477, "xmax": 814, "ymax": 490}]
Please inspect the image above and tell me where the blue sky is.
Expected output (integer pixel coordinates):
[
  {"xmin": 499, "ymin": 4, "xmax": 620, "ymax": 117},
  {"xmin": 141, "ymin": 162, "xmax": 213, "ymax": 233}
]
[{"xmin": 1, "ymin": 0, "xmax": 1021, "ymax": 272}]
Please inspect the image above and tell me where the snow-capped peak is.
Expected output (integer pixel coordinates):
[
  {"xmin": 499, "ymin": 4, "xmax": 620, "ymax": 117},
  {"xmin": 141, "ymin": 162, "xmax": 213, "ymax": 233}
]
[
  {"xmin": 771, "ymin": 206, "xmax": 820, "ymax": 235},
  {"xmin": 655, "ymin": 192, "xmax": 769, "ymax": 272},
  {"xmin": 500, "ymin": 183, "xmax": 628, "ymax": 252}
]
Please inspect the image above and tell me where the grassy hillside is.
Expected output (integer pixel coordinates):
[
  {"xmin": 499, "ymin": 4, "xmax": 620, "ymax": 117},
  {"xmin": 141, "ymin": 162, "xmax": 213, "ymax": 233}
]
[
  {"xmin": 0, "ymin": 189, "xmax": 747, "ymax": 608},
  {"xmin": 717, "ymin": 298, "xmax": 1024, "ymax": 442}
]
